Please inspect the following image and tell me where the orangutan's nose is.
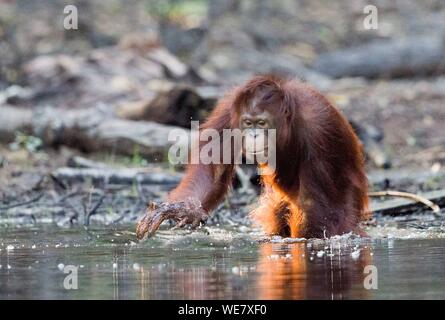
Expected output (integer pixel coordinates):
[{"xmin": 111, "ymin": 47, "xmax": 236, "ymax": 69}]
[{"xmin": 249, "ymin": 129, "xmax": 261, "ymax": 138}]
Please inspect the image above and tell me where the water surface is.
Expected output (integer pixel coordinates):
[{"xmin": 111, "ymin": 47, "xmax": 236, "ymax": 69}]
[{"xmin": 1, "ymin": 224, "xmax": 445, "ymax": 299}]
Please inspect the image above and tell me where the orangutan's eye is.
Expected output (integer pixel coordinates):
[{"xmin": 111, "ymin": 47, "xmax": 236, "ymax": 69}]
[
  {"xmin": 257, "ymin": 120, "xmax": 267, "ymax": 127},
  {"xmin": 243, "ymin": 119, "xmax": 253, "ymax": 127}
]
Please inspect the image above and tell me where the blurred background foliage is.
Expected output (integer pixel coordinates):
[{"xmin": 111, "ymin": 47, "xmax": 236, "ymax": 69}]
[
  {"xmin": 1, "ymin": 0, "xmax": 445, "ymax": 172},
  {"xmin": 2, "ymin": 0, "xmax": 445, "ymax": 85}
]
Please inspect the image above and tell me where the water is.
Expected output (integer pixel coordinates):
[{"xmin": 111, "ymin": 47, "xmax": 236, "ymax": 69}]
[{"xmin": 1, "ymin": 224, "xmax": 445, "ymax": 299}]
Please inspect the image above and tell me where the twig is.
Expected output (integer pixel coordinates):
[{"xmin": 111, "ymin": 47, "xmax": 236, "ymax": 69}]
[
  {"xmin": 66, "ymin": 199, "xmax": 82, "ymax": 221},
  {"xmin": 84, "ymin": 193, "xmax": 106, "ymax": 226},
  {"xmin": 0, "ymin": 193, "xmax": 44, "ymax": 211},
  {"xmin": 369, "ymin": 190, "xmax": 442, "ymax": 216},
  {"xmin": 50, "ymin": 173, "xmax": 68, "ymax": 190},
  {"xmin": 112, "ymin": 208, "xmax": 133, "ymax": 224},
  {"xmin": 55, "ymin": 190, "xmax": 82, "ymax": 204},
  {"xmin": 135, "ymin": 175, "xmax": 148, "ymax": 203}
]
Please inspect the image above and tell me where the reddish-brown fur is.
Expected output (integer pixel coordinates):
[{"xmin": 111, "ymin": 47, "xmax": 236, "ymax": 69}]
[{"xmin": 168, "ymin": 75, "xmax": 369, "ymax": 238}]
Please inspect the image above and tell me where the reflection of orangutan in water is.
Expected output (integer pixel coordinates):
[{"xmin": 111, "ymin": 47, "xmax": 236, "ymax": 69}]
[
  {"xmin": 136, "ymin": 75, "xmax": 369, "ymax": 240},
  {"xmin": 256, "ymin": 243, "xmax": 373, "ymax": 299},
  {"xmin": 134, "ymin": 243, "xmax": 373, "ymax": 299}
]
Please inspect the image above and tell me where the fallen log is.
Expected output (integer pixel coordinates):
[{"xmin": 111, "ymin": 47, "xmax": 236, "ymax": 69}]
[
  {"xmin": 67, "ymin": 155, "xmax": 111, "ymax": 169},
  {"xmin": 51, "ymin": 167, "xmax": 182, "ymax": 185},
  {"xmin": 351, "ymin": 122, "xmax": 391, "ymax": 169},
  {"xmin": 314, "ymin": 36, "xmax": 445, "ymax": 78},
  {"xmin": 115, "ymin": 83, "xmax": 216, "ymax": 127},
  {"xmin": 0, "ymin": 105, "xmax": 189, "ymax": 160},
  {"xmin": 368, "ymin": 169, "xmax": 445, "ymax": 187},
  {"xmin": 146, "ymin": 47, "xmax": 188, "ymax": 79}
]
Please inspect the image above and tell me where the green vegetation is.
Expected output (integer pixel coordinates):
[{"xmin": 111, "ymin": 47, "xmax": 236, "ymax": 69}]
[{"xmin": 9, "ymin": 132, "xmax": 42, "ymax": 153}]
